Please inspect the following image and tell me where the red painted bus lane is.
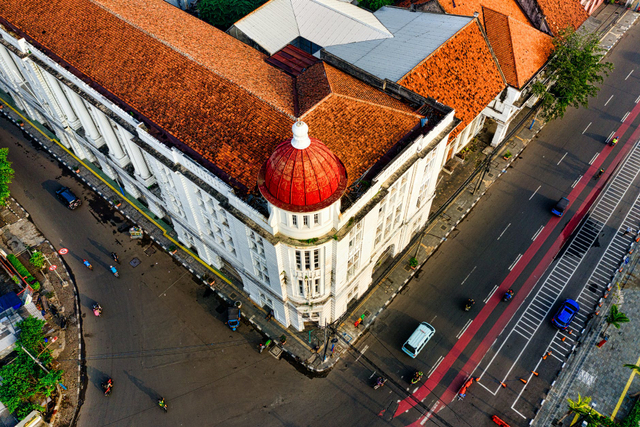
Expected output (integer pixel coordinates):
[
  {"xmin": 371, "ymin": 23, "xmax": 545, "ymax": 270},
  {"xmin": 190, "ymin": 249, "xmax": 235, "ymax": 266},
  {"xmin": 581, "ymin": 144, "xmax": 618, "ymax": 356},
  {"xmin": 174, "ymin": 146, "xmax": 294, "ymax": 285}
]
[{"xmin": 394, "ymin": 101, "xmax": 640, "ymax": 421}]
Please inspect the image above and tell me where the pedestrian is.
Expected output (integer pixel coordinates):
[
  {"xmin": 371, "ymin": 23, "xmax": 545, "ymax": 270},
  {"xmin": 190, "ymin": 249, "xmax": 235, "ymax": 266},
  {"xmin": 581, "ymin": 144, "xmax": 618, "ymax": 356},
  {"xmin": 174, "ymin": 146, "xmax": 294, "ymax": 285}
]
[
  {"xmin": 265, "ymin": 309, "xmax": 273, "ymax": 321},
  {"xmin": 624, "ymin": 226, "xmax": 633, "ymax": 236}
]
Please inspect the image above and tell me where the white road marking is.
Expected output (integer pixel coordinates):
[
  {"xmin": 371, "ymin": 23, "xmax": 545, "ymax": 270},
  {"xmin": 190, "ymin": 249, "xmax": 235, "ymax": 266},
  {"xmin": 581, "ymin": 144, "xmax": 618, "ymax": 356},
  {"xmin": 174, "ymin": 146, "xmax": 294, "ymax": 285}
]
[
  {"xmin": 497, "ymin": 223, "xmax": 511, "ymax": 240},
  {"xmin": 461, "ymin": 266, "xmax": 477, "ymax": 285},
  {"xmin": 483, "ymin": 285, "xmax": 499, "ymax": 303},
  {"xmin": 532, "ymin": 225, "xmax": 544, "ymax": 241},
  {"xmin": 604, "ymin": 95, "xmax": 614, "ymax": 106},
  {"xmin": 427, "ymin": 356, "xmax": 444, "ymax": 378},
  {"xmin": 636, "ymin": 95, "xmax": 640, "ymax": 104},
  {"xmin": 529, "ymin": 185, "xmax": 541, "ymax": 200},
  {"xmin": 430, "ymin": 315, "xmax": 438, "ymax": 323},
  {"xmin": 625, "ymin": 69, "xmax": 634, "ymax": 80},
  {"xmin": 572, "ymin": 175, "xmax": 582, "ymax": 188},
  {"xmin": 557, "ymin": 152, "xmax": 568, "ymax": 165},
  {"xmin": 355, "ymin": 345, "xmax": 368, "ymax": 362},
  {"xmin": 582, "ymin": 122, "xmax": 592, "ymax": 134},
  {"xmin": 508, "ymin": 254, "xmax": 523, "ymax": 271},
  {"xmin": 589, "ymin": 152, "xmax": 600, "ymax": 165},
  {"xmin": 456, "ymin": 319, "xmax": 473, "ymax": 339},
  {"xmin": 622, "ymin": 111, "xmax": 631, "ymax": 122}
]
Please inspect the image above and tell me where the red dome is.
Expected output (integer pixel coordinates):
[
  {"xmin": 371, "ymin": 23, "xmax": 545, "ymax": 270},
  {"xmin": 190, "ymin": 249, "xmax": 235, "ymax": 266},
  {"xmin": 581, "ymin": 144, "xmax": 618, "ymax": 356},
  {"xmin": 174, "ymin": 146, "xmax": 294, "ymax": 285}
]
[{"xmin": 258, "ymin": 122, "xmax": 347, "ymax": 213}]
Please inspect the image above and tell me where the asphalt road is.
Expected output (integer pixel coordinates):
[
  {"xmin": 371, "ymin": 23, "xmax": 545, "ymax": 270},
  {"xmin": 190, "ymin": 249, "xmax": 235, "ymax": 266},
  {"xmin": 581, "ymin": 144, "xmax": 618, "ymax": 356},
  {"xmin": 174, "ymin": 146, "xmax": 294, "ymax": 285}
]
[{"xmin": 352, "ymin": 18, "xmax": 640, "ymax": 427}]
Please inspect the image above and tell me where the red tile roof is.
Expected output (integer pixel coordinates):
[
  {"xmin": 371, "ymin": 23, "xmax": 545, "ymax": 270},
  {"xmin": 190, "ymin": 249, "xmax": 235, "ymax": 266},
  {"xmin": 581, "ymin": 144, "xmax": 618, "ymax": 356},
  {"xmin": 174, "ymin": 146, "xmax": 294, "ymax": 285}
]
[
  {"xmin": 398, "ymin": 20, "xmax": 505, "ymax": 140},
  {"xmin": 1, "ymin": 0, "xmax": 424, "ymax": 193},
  {"xmin": 424, "ymin": 0, "xmax": 533, "ymax": 29},
  {"xmin": 483, "ymin": 7, "xmax": 553, "ymax": 88},
  {"xmin": 535, "ymin": 0, "xmax": 588, "ymax": 36}
]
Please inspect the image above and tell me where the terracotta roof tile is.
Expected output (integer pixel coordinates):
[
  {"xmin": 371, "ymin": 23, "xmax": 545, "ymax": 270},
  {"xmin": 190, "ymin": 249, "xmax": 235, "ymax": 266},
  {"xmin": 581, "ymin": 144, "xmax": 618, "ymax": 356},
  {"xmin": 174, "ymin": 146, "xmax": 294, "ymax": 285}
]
[
  {"xmin": 423, "ymin": 0, "xmax": 533, "ymax": 29},
  {"xmin": 398, "ymin": 20, "xmax": 505, "ymax": 140},
  {"xmin": 296, "ymin": 63, "xmax": 332, "ymax": 116},
  {"xmin": 535, "ymin": 0, "xmax": 588, "ymax": 36},
  {"xmin": 1, "ymin": 0, "xmax": 422, "ymax": 191},
  {"xmin": 483, "ymin": 7, "xmax": 553, "ymax": 88}
]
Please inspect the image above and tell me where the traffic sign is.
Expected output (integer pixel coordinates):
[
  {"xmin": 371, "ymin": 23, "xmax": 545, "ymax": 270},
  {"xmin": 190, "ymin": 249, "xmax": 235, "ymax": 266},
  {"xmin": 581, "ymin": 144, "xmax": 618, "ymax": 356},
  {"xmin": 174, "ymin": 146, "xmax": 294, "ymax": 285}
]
[
  {"xmin": 49, "ymin": 265, "xmax": 57, "ymax": 271},
  {"xmin": 58, "ymin": 248, "xmax": 68, "ymax": 255}
]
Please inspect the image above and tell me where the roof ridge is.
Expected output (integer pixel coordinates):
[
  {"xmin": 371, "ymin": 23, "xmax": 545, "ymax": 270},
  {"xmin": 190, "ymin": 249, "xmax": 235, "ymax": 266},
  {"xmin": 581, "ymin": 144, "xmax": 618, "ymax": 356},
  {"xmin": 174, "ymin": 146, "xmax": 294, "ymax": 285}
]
[
  {"xmin": 89, "ymin": 0, "xmax": 297, "ymax": 120},
  {"xmin": 236, "ymin": 0, "xmax": 302, "ymax": 36},
  {"xmin": 331, "ymin": 93, "xmax": 422, "ymax": 118},
  {"xmin": 303, "ymin": 0, "xmax": 392, "ymax": 37},
  {"xmin": 503, "ymin": 15, "xmax": 520, "ymax": 86}
]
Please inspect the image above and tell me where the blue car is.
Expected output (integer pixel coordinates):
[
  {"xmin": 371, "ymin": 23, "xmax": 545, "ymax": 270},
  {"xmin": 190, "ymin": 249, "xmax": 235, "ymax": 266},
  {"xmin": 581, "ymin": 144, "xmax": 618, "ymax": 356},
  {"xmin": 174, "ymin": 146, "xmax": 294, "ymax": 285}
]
[
  {"xmin": 551, "ymin": 299, "xmax": 579, "ymax": 329},
  {"xmin": 552, "ymin": 197, "xmax": 570, "ymax": 217}
]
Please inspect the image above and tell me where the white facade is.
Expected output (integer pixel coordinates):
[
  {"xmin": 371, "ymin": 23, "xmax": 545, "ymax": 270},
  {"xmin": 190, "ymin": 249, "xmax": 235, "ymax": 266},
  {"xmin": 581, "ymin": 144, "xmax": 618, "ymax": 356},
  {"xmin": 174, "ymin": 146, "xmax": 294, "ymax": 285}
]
[{"xmin": 0, "ymin": 28, "xmax": 454, "ymax": 331}]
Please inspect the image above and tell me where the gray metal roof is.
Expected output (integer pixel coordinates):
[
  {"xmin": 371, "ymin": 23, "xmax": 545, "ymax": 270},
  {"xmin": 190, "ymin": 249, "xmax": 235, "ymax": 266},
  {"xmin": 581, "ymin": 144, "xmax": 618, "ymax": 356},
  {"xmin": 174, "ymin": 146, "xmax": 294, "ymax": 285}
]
[{"xmin": 324, "ymin": 7, "xmax": 472, "ymax": 82}]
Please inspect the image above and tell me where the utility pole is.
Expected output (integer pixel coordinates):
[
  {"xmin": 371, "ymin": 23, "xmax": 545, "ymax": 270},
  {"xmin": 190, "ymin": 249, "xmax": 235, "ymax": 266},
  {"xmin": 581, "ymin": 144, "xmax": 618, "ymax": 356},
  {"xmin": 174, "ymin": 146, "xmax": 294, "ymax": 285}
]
[{"xmin": 21, "ymin": 345, "xmax": 67, "ymax": 390}]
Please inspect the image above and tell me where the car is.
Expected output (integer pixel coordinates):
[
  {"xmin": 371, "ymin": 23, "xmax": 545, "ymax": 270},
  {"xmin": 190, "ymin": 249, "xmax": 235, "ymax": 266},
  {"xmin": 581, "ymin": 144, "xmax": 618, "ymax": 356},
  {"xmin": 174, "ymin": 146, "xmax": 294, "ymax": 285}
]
[
  {"xmin": 402, "ymin": 322, "xmax": 436, "ymax": 358},
  {"xmin": 551, "ymin": 299, "xmax": 579, "ymax": 329},
  {"xmin": 552, "ymin": 197, "xmax": 570, "ymax": 217},
  {"xmin": 55, "ymin": 186, "xmax": 81, "ymax": 209}
]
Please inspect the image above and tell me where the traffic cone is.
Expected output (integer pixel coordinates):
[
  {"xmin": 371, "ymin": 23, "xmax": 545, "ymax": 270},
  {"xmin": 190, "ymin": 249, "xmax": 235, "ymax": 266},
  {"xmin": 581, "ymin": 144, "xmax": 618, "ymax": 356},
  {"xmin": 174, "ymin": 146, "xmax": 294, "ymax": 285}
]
[
  {"xmin": 520, "ymin": 378, "xmax": 527, "ymax": 384},
  {"xmin": 531, "ymin": 371, "xmax": 539, "ymax": 376}
]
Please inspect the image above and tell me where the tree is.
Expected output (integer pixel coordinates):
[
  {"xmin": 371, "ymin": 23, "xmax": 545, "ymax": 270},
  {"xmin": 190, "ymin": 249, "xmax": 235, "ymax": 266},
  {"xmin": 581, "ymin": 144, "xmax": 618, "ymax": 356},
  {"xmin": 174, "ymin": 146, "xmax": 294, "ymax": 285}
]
[
  {"xmin": 29, "ymin": 251, "xmax": 45, "ymax": 270},
  {"xmin": 604, "ymin": 304, "xmax": 629, "ymax": 334},
  {"xmin": 198, "ymin": 0, "xmax": 267, "ymax": 30},
  {"xmin": 557, "ymin": 394, "xmax": 594, "ymax": 424},
  {"xmin": 532, "ymin": 28, "xmax": 613, "ymax": 122},
  {"xmin": 358, "ymin": 0, "xmax": 394, "ymax": 11},
  {"xmin": 624, "ymin": 364, "xmax": 640, "ymax": 375},
  {"xmin": 0, "ymin": 147, "xmax": 14, "ymax": 206}
]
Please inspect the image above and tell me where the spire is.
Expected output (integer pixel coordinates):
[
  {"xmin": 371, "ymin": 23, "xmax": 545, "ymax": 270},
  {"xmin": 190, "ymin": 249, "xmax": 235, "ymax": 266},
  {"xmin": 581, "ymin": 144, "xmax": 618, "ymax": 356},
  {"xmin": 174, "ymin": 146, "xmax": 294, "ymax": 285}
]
[{"xmin": 291, "ymin": 121, "xmax": 311, "ymax": 149}]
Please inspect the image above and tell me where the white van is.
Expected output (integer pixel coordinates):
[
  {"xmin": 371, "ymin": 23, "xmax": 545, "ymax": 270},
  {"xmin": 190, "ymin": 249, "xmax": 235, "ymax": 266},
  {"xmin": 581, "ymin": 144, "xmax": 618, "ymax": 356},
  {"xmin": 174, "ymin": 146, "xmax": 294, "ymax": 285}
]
[{"xmin": 402, "ymin": 322, "xmax": 435, "ymax": 358}]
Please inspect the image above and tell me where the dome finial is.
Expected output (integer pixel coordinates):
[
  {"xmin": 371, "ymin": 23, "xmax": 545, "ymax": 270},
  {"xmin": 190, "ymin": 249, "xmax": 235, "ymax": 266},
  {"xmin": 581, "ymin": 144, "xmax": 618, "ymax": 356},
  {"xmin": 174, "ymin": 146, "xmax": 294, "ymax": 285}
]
[{"xmin": 291, "ymin": 121, "xmax": 311, "ymax": 149}]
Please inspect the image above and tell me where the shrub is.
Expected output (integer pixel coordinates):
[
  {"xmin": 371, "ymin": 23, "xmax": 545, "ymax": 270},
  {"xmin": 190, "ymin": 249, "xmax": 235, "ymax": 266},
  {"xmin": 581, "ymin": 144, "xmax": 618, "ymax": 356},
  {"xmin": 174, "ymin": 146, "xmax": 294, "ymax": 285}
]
[
  {"xmin": 6, "ymin": 254, "xmax": 36, "ymax": 284},
  {"xmin": 29, "ymin": 251, "xmax": 45, "ymax": 269},
  {"xmin": 358, "ymin": 0, "xmax": 393, "ymax": 11}
]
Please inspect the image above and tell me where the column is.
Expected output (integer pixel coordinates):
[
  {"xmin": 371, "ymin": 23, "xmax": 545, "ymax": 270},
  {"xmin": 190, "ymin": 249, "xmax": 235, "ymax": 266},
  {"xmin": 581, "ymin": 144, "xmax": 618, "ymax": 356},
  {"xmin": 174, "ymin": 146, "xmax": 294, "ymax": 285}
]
[
  {"xmin": 63, "ymin": 87, "xmax": 104, "ymax": 146},
  {"xmin": 43, "ymin": 74, "xmax": 81, "ymax": 129},
  {"xmin": 490, "ymin": 121, "xmax": 508, "ymax": 147},
  {"xmin": 94, "ymin": 110, "xmax": 128, "ymax": 165},
  {"xmin": 0, "ymin": 47, "xmax": 24, "ymax": 85},
  {"xmin": 118, "ymin": 127, "xmax": 154, "ymax": 185}
]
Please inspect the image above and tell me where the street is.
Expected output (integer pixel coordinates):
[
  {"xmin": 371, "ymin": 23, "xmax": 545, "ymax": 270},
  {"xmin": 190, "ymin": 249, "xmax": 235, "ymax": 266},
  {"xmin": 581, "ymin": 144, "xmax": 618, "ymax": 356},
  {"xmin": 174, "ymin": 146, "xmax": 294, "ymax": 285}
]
[{"xmin": 2, "ymin": 14, "xmax": 640, "ymax": 427}]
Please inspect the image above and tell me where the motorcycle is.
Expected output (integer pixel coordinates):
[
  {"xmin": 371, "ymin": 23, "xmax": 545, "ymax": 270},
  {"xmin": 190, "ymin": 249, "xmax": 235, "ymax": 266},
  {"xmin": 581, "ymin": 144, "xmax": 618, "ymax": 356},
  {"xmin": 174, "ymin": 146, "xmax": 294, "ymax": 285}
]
[
  {"xmin": 92, "ymin": 303, "xmax": 102, "ymax": 317},
  {"xmin": 373, "ymin": 377, "xmax": 387, "ymax": 390},
  {"xmin": 158, "ymin": 398, "xmax": 168, "ymax": 412},
  {"xmin": 83, "ymin": 259, "xmax": 93, "ymax": 270},
  {"xmin": 610, "ymin": 136, "xmax": 619, "ymax": 147},
  {"xmin": 102, "ymin": 378, "xmax": 113, "ymax": 396},
  {"xmin": 109, "ymin": 265, "xmax": 119, "ymax": 278},
  {"xmin": 464, "ymin": 299, "xmax": 475, "ymax": 312},
  {"xmin": 503, "ymin": 290, "xmax": 514, "ymax": 302},
  {"xmin": 411, "ymin": 371, "xmax": 424, "ymax": 385},
  {"xmin": 111, "ymin": 252, "xmax": 119, "ymax": 264},
  {"xmin": 596, "ymin": 168, "xmax": 605, "ymax": 179}
]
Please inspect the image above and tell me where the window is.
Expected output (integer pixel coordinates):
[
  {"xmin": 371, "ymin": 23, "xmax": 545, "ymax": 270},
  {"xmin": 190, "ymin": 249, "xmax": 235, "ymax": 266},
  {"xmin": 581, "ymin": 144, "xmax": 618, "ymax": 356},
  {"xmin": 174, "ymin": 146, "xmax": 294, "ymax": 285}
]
[
  {"xmin": 347, "ymin": 223, "xmax": 363, "ymax": 280},
  {"xmin": 305, "ymin": 251, "xmax": 311, "ymax": 270},
  {"xmin": 292, "ymin": 215, "xmax": 298, "ymax": 226},
  {"xmin": 314, "ymin": 278, "xmax": 320, "ymax": 295},
  {"xmin": 296, "ymin": 251, "xmax": 302, "ymax": 270},
  {"xmin": 314, "ymin": 214, "xmax": 319, "ymax": 225},
  {"xmin": 298, "ymin": 279, "xmax": 304, "ymax": 296},
  {"xmin": 303, "ymin": 215, "xmax": 309, "ymax": 227},
  {"xmin": 314, "ymin": 249, "xmax": 320, "ymax": 269}
]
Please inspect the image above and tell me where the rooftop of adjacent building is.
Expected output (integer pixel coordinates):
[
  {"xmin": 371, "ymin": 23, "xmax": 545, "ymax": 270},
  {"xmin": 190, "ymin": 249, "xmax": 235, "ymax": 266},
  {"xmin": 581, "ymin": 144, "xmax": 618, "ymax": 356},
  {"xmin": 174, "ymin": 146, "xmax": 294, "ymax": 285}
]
[{"xmin": 1, "ymin": 0, "xmax": 451, "ymax": 199}]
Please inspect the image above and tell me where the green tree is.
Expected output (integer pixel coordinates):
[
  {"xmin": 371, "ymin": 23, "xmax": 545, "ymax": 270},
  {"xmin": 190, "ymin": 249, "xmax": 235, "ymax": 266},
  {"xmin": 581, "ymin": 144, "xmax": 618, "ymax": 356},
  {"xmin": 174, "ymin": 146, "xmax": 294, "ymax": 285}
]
[
  {"xmin": 16, "ymin": 317, "xmax": 47, "ymax": 355},
  {"xmin": 624, "ymin": 364, "xmax": 640, "ymax": 375},
  {"xmin": 358, "ymin": 0, "xmax": 393, "ymax": 11},
  {"xmin": 0, "ymin": 147, "xmax": 14, "ymax": 206},
  {"xmin": 557, "ymin": 394, "xmax": 594, "ymax": 424},
  {"xmin": 604, "ymin": 304, "xmax": 630, "ymax": 334},
  {"xmin": 198, "ymin": 0, "xmax": 267, "ymax": 30},
  {"xmin": 532, "ymin": 28, "xmax": 613, "ymax": 122},
  {"xmin": 29, "ymin": 251, "xmax": 45, "ymax": 270}
]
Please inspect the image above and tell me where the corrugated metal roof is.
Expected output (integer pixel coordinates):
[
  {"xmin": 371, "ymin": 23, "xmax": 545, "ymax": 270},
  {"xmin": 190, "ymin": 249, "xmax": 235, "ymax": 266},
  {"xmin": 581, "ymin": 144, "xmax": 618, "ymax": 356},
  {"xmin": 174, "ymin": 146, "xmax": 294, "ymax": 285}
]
[
  {"xmin": 324, "ymin": 7, "xmax": 472, "ymax": 81},
  {"xmin": 234, "ymin": 0, "xmax": 392, "ymax": 55}
]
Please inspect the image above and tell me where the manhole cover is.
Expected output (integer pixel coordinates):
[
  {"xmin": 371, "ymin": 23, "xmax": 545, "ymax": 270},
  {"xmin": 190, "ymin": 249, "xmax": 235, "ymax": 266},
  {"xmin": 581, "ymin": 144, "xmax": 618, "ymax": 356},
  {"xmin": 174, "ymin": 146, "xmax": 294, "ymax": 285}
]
[
  {"xmin": 144, "ymin": 246, "xmax": 156, "ymax": 256},
  {"xmin": 130, "ymin": 258, "xmax": 141, "ymax": 268},
  {"xmin": 229, "ymin": 293, "xmax": 237, "ymax": 299},
  {"xmin": 457, "ymin": 206, "xmax": 464, "ymax": 211},
  {"xmin": 441, "ymin": 225, "xmax": 447, "ymax": 230},
  {"xmin": 363, "ymin": 310, "xmax": 371, "ymax": 317}
]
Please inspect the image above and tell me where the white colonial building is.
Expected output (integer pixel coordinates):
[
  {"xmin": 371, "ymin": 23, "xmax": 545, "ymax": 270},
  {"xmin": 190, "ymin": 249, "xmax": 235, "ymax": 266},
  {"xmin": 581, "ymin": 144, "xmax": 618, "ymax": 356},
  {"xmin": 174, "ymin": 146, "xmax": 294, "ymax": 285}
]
[{"xmin": 0, "ymin": 0, "xmax": 457, "ymax": 330}]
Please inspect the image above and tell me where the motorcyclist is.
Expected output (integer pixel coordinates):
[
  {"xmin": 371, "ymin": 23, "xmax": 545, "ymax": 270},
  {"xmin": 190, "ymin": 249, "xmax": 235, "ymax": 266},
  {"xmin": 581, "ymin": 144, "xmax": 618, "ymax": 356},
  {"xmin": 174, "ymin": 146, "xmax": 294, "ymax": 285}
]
[
  {"xmin": 464, "ymin": 298, "xmax": 475, "ymax": 311},
  {"xmin": 374, "ymin": 377, "xmax": 386, "ymax": 389},
  {"xmin": 597, "ymin": 168, "xmax": 605, "ymax": 178},
  {"xmin": 109, "ymin": 265, "xmax": 119, "ymax": 277},
  {"xmin": 610, "ymin": 136, "xmax": 619, "ymax": 146},
  {"xmin": 92, "ymin": 303, "xmax": 102, "ymax": 316},
  {"xmin": 411, "ymin": 371, "xmax": 424, "ymax": 384},
  {"xmin": 503, "ymin": 289, "xmax": 514, "ymax": 301},
  {"xmin": 158, "ymin": 397, "xmax": 168, "ymax": 411},
  {"xmin": 83, "ymin": 259, "xmax": 93, "ymax": 270},
  {"xmin": 111, "ymin": 252, "xmax": 119, "ymax": 263},
  {"xmin": 103, "ymin": 378, "xmax": 113, "ymax": 396}
]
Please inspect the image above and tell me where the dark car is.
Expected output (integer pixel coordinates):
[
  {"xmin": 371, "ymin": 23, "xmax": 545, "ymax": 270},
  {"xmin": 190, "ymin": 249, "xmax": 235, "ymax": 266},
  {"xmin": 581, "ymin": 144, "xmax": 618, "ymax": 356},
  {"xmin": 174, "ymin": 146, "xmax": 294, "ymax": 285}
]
[
  {"xmin": 552, "ymin": 197, "xmax": 570, "ymax": 217},
  {"xmin": 55, "ymin": 186, "xmax": 81, "ymax": 209},
  {"xmin": 551, "ymin": 299, "xmax": 579, "ymax": 329}
]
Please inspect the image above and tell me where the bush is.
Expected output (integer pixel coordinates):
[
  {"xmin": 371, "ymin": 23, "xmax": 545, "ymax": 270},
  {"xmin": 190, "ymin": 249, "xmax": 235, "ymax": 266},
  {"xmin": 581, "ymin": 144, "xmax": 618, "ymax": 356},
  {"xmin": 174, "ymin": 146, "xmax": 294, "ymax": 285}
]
[
  {"xmin": 198, "ymin": 0, "xmax": 268, "ymax": 30},
  {"xmin": 29, "ymin": 252, "xmax": 45, "ymax": 269},
  {"xmin": 358, "ymin": 0, "xmax": 393, "ymax": 11},
  {"xmin": 6, "ymin": 254, "xmax": 36, "ymax": 285}
]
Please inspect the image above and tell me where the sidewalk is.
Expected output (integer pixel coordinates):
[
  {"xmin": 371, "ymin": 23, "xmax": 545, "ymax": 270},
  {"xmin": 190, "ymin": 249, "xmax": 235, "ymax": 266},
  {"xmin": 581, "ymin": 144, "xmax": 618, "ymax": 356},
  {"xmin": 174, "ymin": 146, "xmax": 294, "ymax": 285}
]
[{"xmin": 0, "ymin": 4, "xmax": 636, "ymax": 376}]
